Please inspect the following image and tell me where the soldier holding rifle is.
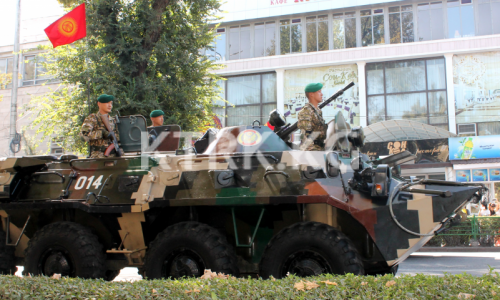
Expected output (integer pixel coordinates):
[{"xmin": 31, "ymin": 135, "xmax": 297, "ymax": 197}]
[
  {"xmin": 80, "ymin": 94, "xmax": 122, "ymax": 158},
  {"xmin": 297, "ymin": 83, "xmax": 327, "ymax": 151}
]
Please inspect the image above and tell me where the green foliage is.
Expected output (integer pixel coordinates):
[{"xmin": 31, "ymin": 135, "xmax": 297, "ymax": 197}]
[
  {"xmin": 28, "ymin": 0, "xmax": 223, "ymax": 155},
  {"xmin": 0, "ymin": 272, "xmax": 499, "ymax": 299}
]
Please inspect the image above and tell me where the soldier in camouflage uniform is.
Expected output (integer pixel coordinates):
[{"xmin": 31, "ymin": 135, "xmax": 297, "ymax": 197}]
[
  {"xmin": 80, "ymin": 94, "xmax": 120, "ymax": 158},
  {"xmin": 297, "ymin": 83, "xmax": 327, "ymax": 151}
]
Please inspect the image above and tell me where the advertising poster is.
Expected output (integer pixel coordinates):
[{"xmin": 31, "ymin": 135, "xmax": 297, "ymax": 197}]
[
  {"xmin": 472, "ymin": 169, "xmax": 488, "ymax": 182},
  {"xmin": 490, "ymin": 169, "xmax": 500, "ymax": 181},
  {"xmin": 283, "ymin": 64, "xmax": 360, "ymax": 126},
  {"xmin": 455, "ymin": 170, "xmax": 471, "ymax": 182},
  {"xmin": 361, "ymin": 138, "xmax": 449, "ymax": 163},
  {"xmin": 449, "ymin": 135, "xmax": 500, "ymax": 160},
  {"xmin": 454, "ymin": 51, "xmax": 500, "ymax": 124}
]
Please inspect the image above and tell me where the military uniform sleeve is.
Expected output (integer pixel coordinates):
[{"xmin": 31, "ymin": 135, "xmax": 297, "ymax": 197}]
[
  {"xmin": 80, "ymin": 114, "xmax": 104, "ymax": 142},
  {"xmin": 297, "ymin": 105, "xmax": 314, "ymax": 132}
]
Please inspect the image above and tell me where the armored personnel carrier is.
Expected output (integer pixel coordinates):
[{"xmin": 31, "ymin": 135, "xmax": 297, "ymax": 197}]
[{"xmin": 0, "ymin": 84, "xmax": 486, "ymax": 280}]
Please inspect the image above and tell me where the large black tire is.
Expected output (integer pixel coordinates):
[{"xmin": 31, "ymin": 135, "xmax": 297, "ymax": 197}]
[
  {"xmin": 0, "ymin": 229, "xmax": 17, "ymax": 275},
  {"xmin": 259, "ymin": 222, "xmax": 365, "ymax": 279},
  {"xmin": 23, "ymin": 222, "xmax": 106, "ymax": 279},
  {"xmin": 143, "ymin": 221, "xmax": 239, "ymax": 279}
]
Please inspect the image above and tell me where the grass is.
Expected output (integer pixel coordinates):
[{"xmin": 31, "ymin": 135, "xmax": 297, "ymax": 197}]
[{"xmin": 1, "ymin": 271, "xmax": 500, "ymax": 299}]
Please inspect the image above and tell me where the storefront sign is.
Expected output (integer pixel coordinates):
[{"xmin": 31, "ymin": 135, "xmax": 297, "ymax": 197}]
[
  {"xmin": 472, "ymin": 169, "xmax": 488, "ymax": 182},
  {"xmin": 456, "ymin": 170, "xmax": 471, "ymax": 182},
  {"xmin": 449, "ymin": 135, "xmax": 500, "ymax": 160},
  {"xmin": 284, "ymin": 64, "xmax": 360, "ymax": 126},
  {"xmin": 361, "ymin": 138, "xmax": 449, "ymax": 164},
  {"xmin": 490, "ymin": 169, "xmax": 500, "ymax": 181}
]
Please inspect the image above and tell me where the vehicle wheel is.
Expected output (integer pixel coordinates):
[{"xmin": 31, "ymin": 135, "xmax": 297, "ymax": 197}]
[
  {"xmin": 104, "ymin": 269, "xmax": 120, "ymax": 281},
  {"xmin": 143, "ymin": 221, "xmax": 239, "ymax": 279},
  {"xmin": 0, "ymin": 229, "xmax": 17, "ymax": 275},
  {"xmin": 259, "ymin": 222, "xmax": 365, "ymax": 279},
  {"xmin": 23, "ymin": 222, "xmax": 105, "ymax": 279}
]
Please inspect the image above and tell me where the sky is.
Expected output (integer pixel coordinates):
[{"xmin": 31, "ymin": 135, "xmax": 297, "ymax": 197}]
[{"xmin": 0, "ymin": 0, "xmax": 65, "ymax": 47}]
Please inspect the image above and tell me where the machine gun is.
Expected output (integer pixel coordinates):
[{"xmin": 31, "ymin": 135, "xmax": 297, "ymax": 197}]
[{"xmin": 275, "ymin": 81, "xmax": 355, "ymax": 142}]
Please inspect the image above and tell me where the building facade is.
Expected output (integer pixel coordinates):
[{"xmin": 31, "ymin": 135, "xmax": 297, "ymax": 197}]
[{"xmin": 211, "ymin": 0, "xmax": 500, "ymax": 138}]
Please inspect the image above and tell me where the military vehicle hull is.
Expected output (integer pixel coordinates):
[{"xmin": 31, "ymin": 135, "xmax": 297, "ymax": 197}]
[{"xmin": 0, "ymin": 124, "xmax": 485, "ymax": 279}]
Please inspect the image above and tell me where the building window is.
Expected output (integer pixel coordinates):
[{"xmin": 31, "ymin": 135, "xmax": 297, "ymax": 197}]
[
  {"xmin": 332, "ymin": 12, "xmax": 357, "ymax": 49},
  {"xmin": 23, "ymin": 55, "xmax": 51, "ymax": 86},
  {"xmin": 215, "ymin": 73, "xmax": 277, "ymax": 127},
  {"xmin": 366, "ymin": 58, "xmax": 448, "ymax": 128},
  {"xmin": 361, "ymin": 9, "xmax": 385, "ymax": 47},
  {"xmin": 0, "ymin": 58, "xmax": 14, "ymax": 89},
  {"xmin": 389, "ymin": 5, "xmax": 414, "ymax": 44},
  {"xmin": 478, "ymin": 122, "xmax": 500, "ymax": 136},
  {"xmin": 280, "ymin": 19, "xmax": 302, "ymax": 54},
  {"xmin": 306, "ymin": 15, "xmax": 329, "ymax": 52},
  {"xmin": 207, "ymin": 28, "xmax": 226, "ymax": 61},
  {"xmin": 255, "ymin": 22, "xmax": 276, "ymax": 57},
  {"xmin": 417, "ymin": 2, "xmax": 444, "ymax": 41},
  {"xmin": 477, "ymin": 0, "xmax": 500, "ymax": 36},
  {"xmin": 447, "ymin": 0, "xmax": 475, "ymax": 38},
  {"xmin": 229, "ymin": 25, "xmax": 251, "ymax": 60}
]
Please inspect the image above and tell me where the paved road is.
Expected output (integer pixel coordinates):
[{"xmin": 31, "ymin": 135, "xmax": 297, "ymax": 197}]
[
  {"xmin": 398, "ymin": 252, "xmax": 500, "ymax": 276},
  {"xmin": 14, "ymin": 252, "xmax": 500, "ymax": 281}
]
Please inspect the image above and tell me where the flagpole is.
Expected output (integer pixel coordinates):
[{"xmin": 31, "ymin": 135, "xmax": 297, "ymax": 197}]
[{"xmin": 9, "ymin": 0, "xmax": 21, "ymax": 157}]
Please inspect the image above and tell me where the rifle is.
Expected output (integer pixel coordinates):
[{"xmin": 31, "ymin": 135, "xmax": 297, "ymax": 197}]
[
  {"xmin": 100, "ymin": 115, "xmax": 123, "ymax": 157},
  {"xmin": 276, "ymin": 81, "xmax": 355, "ymax": 141}
]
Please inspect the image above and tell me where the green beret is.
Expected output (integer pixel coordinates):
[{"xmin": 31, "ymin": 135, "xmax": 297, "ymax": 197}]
[
  {"xmin": 150, "ymin": 110, "xmax": 165, "ymax": 118},
  {"xmin": 97, "ymin": 94, "xmax": 115, "ymax": 103},
  {"xmin": 305, "ymin": 83, "xmax": 323, "ymax": 93}
]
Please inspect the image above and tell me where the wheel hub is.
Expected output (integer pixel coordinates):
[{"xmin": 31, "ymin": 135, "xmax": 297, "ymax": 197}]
[
  {"xmin": 162, "ymin": 249, "xmax": 205, "ymax": 278},
  {"xmin": 40, "ymin": 248, "xmax": 72, "ymax": 276},
  {"xmin": 282, "ymin": 250, "xmax": 332, "ymax": 277}
]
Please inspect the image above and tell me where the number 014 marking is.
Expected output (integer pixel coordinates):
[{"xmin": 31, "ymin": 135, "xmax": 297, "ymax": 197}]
[{"xmin": 75, "ymin": 175, "xmax": 104, "ymax": 190}]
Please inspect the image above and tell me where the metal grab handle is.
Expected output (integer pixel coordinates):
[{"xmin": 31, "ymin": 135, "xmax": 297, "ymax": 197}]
[
  {"xmin": 264, "ymin": 170, "xmax": 290, "ymax": 179},
  {"xmin": 31, "ymin": 171, "xmax": 65, "ymax": 183}
]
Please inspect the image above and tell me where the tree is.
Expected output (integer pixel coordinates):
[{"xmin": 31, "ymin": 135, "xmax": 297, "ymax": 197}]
[{"xmin": 27, "ymin": 0, "xmax": 223, "ymax": 155}]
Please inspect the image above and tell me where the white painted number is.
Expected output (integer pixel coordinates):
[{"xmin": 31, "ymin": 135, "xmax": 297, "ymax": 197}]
[
  {"xmin": 75, "ymin": 175, "xmax": 105, "ymax": 190},
  {"xmin": 92, "ymin": 175, "xmax": 103, "ymax": 189},
  {"xmin": 75, "ymin": 176, "xmax": 87, "ymax": 190}
]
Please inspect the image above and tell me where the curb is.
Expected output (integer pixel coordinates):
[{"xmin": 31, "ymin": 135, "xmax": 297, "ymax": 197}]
[{"xmin": 418, "ymin": 247, "xmax": 500, "ymax": 252}]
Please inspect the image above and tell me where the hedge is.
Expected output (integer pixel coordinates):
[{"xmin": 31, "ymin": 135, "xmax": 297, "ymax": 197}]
[
  {"xmin": 426, "ymin": 216, "xmax": 500, "ymax": 247},
  {"xmin": 0, "ymin": 271, "xmax": 499, "ymax": 299}
]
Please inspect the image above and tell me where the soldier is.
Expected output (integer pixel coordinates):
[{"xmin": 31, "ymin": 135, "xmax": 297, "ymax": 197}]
[
  {"xmin": 80, "ymin": 94, "xmax": 120, "ymax": 158},
  {"xmin": 297, "ymin": 82, "xmax": 327, "ymax": 151},
  {"xmin": 150, "ymin": 110, "xmax": 165, "ymax": 127}
]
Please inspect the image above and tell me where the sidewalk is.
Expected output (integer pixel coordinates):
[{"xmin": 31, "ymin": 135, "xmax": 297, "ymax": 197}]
[{"xmin": 418, "ymin": 247, "xmax": 500, "ymax": 252}]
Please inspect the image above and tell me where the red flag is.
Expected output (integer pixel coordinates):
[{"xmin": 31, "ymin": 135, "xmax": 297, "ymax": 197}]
[{"xmin": 44, "ymin": 3, "xmax": 86, "ymax": 48}]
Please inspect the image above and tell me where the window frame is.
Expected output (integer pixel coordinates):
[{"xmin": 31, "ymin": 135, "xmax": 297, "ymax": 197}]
[
  {"xmin": 0, "ymin": 57, "xmax": 14, "ymax": 89},
  {"xmin": 22, "ymin": 54, "xmax": 51, "ymax": 86},
  {"xmin": 365, "ymin": 57, "xmax": 449, "ymax": 127},
  {"xmin": 215, "ymin": 72, "xmax": 277, "ymax": 127}
]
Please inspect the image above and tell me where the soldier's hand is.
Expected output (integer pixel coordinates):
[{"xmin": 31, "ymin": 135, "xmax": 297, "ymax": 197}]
[
  {"xmin": 101, "ymin": 129, "xmax": 110, "ymax": 138},
  {"xmin": 107, "ymin": 131, "xmax": 116, "ymax": 141}
]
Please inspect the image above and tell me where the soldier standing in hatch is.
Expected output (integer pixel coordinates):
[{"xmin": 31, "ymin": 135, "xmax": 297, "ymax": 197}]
[
  {"xmin": 149, "ymin": 110, "xmax": 165, "ymax": 127},
  {"xmin": 80, "ymin": 94, "xmax": 120, "ymax": 158},
  {"xmin": 148, "ymin": 110, "xmax": 165, "ymax": 145},
  {"xmin": 297, "ymin": 82, "xmax": 327, "ymax": 151}
]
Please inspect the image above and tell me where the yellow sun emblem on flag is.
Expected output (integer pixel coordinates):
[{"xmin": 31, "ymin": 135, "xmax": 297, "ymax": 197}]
[{"xmin": 58, "ymin": 17, "xmax": 78, "ymax": 37}]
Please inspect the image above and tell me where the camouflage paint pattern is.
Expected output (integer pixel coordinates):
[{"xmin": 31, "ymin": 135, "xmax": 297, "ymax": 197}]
[{"xmin": 0, "ymin": 123, "xmax": 484, "ymax": 272}]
